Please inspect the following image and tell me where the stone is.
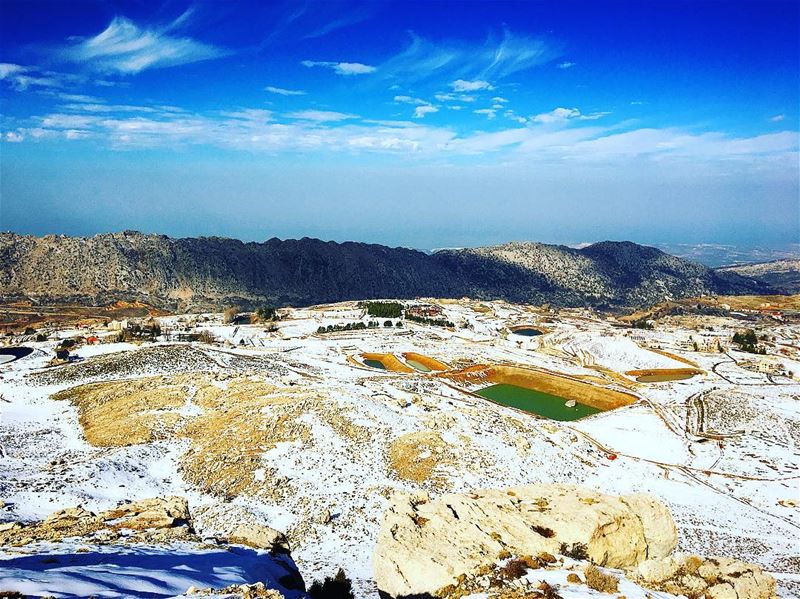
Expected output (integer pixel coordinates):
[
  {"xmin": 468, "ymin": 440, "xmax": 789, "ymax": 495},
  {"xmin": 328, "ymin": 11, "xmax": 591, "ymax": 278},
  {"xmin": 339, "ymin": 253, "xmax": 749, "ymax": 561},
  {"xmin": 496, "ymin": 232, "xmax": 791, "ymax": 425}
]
[
  {"xmin": 230, "ymin": 523, "xmax": 290, "ymax": 553},
  {"xmin": 373, "ymin": 483, "xmax": 678, "ymax": 598},
  {"xmin": 100, "ymin": 496, "xmax": 190, "ymax": 530}
]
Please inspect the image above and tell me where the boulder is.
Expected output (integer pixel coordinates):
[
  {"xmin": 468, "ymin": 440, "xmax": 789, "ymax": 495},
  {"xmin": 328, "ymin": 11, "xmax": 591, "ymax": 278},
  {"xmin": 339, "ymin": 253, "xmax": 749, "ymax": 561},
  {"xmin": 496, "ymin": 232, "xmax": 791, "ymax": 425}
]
[
  {"xmin": 100, "ymin": 496, "xmax": 191, "ymax": 530},
  {"xmin": 373, "ymin": 484, "xmax": 678, "ymax": 598},
  {"xmin": 230, "ymin": 523, "xmax": 291, "ymax": 553},
  {"xmin": 634, "ymin": 554, "xmax": 777, "ymax": 599}
]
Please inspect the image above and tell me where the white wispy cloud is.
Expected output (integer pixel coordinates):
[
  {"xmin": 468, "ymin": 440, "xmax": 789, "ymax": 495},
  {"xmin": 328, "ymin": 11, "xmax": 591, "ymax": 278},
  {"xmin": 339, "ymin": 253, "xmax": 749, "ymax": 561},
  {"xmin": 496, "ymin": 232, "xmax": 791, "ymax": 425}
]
[
  {"xmin": 60, "ymin": 15, "xmax": 226, "ymax": 74},
  {"xmin": 301, "ymin": 60, "xmax": 376, "ymax": 75},
  {"xmin": 414, "ymin": 105, "xmax": 438, "ymax": 119},
  {"xmin": 557, "ymin": 61, "xmax": 576, "ymax": 69},
  {"xmin": 434, "ymin": 93, "xmax": 475, "ymax": 102},
  {"xmin": 474, "ymin": 108, "xmax": 496, "ymax": 119},
  {"xmin": 378, "ymin": 30, "xmax": 558, "ymax": 83},
  {"xmin": 286, "ymin": 110, "xmax": 358, "ymax": 122},
  {"xmin": 393, "ymin": 95, "xmax": 428, "ymax": 105},
  {"xmin": 265, "ymin": 85, "xmax": 306, "ymax": 96},
  {"xmin": 770, "ymin": 114, "xmax": 786, "ymax": 122},
  {"xmin": 0, "ymin": 63, "xmax": 64, "ymax": 90},
  {"xmin": 451, "ymin": 79, "xmax": 493, "ymax": 92},
  {"xmin": 9, "ymin": 100, "xmax": 796, "ymax": 169},
  {"xmin": 492, "ymin": 96, "xmax": 508, "ymax": 103},
  {"xmin": 532, "ymin": 107, "xmax": 609, "ymax": 124}
]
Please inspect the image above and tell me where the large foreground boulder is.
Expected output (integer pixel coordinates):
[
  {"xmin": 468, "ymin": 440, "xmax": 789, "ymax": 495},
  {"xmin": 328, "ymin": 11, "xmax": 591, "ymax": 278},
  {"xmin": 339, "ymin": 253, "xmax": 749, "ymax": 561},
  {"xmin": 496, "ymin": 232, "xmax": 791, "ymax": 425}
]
[{"xmin": 373, "ymin": 484, "xmax": 677, "ymax": 598}]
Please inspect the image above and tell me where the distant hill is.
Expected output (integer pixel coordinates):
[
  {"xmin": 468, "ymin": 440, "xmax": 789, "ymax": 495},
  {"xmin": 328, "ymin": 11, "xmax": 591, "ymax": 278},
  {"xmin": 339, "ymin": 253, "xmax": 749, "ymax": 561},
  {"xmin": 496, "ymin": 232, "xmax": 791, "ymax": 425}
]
[
  {"xmin": 716, "ymin": 259, "xmax": 800, "ymax": 294},
  {"xmin": 0, "ymin": 232, "xmax": 771, "ymax": 311}
]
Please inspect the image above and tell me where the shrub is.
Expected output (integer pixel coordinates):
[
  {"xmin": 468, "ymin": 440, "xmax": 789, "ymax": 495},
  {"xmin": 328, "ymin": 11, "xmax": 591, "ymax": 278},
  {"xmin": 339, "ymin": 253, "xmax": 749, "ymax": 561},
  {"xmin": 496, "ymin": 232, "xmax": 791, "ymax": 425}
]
[
  {"xmin": 584, "ymin": 565, "xmax": 618, "ymax": 593},
  {"xmin": 384, "ymin": 320, "xmax": 393, "ymax": 327},
  {"xmin": 308, "ymin": 568, "xmax": 355, "ymax": 599},
  {"xmin": 559, "ymin": 542, "xmax": 589, "ymax": 560},
  {"xmin": 499, "ymin": 557, "xmax": 529, "ymax": 579},
  {"xmin": 222, "ymin": 306, "xmax": 240, "ymax": 324},
  {"xmin": 253, "ymin": 305, "xmax": 277, "ymax": 322},
  {"xmin": 197, "ymin": 330, "xmax": 217, "ymax": 344}
]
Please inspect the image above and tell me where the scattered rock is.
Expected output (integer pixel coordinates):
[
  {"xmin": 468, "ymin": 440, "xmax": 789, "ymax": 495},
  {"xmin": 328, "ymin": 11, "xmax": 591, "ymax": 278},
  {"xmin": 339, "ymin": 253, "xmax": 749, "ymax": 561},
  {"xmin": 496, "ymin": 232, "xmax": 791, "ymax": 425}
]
[{"xmin": 633, "ymin": 553, "xmax": 777, "ymax": 599}]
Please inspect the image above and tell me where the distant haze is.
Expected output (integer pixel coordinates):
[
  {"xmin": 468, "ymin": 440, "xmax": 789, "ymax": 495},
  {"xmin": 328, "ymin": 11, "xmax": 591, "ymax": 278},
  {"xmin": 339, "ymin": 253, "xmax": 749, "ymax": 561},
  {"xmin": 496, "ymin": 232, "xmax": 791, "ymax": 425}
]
[{"xmin": 1, "ymin": 1, "xmax": 797, "ymax": 251}]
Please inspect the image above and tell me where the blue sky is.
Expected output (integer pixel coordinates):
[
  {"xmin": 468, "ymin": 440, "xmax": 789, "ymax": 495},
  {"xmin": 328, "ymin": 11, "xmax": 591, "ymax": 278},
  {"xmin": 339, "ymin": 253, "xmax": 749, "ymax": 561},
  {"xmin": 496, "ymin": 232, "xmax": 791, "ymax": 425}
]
[{"xmin": 0, "ymin": 0, "xmax": 798, "ymax": 251}]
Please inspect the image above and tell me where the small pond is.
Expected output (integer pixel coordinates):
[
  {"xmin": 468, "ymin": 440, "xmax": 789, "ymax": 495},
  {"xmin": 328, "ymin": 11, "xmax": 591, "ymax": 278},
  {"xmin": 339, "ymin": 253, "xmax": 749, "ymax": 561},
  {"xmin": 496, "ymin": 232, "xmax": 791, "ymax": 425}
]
[
  {"xmin": 476, "ymin": 383, "xmax": 600, "ymax": 421},
  {"xmin": 405, "ymin": 359, "xmax": 432, "ymax": 372},
  {"xmin": 363, "ymin": 359, "xmax": 387, "ymax": 370},
  {"xmin": 511, "ymin": 327, "xmax": 543, "ymax": 337},
  {"xmin": 0, "ymin": 347, "xmax": 34, "ymax": 365}
]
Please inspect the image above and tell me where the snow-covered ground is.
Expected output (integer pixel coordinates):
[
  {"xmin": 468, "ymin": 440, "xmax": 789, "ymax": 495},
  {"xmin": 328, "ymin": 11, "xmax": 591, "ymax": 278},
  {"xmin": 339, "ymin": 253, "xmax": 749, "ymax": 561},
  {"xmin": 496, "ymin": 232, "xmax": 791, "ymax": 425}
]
[{"xmin": 1, "ymin": 300, "xmax": 798, "ymax": 597}]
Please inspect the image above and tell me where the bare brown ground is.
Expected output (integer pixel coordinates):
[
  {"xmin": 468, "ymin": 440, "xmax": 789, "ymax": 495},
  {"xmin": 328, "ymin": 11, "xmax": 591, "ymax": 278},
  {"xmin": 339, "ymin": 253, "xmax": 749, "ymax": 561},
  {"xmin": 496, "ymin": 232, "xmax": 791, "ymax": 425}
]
[
  {"xmin": 0, "ymin": 300, "xmax": 168, "ymax": 332},
  {"xmin": 442, "ymin": 364, "xmax": 638, "ymax": 411},
  {"xmin": 625, "ymin": 367, "xmax": 703, "ymax": 377},
  {"xmin": 647, "ymin": 347, "xmax": 700, "ymax": 368},
  {"xmin": 361, "ymin": 352, "xmax": 415, "ymax": 373}
]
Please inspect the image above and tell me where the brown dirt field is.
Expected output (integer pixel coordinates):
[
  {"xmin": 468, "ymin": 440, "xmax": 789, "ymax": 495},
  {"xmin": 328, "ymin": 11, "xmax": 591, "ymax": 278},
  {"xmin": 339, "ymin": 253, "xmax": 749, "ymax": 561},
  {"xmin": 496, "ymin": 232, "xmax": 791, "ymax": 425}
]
[
  {"xmin": 361, "ymin": 352, "xmax": 415, "ymax": 373},
  {"xmin": 402, "ymin": 352, "xmax": 451, "ymax": 371},
  {"xmin": 442, "ymin": 364, "xmax": 638, "ymax": 411},
  {"xmin": 0, "ymin": 301, "xmax": 169, "ymax": 332},
  {"xmin": 625, "ymin": 367, "xmax": 703, "ymax": 377}
]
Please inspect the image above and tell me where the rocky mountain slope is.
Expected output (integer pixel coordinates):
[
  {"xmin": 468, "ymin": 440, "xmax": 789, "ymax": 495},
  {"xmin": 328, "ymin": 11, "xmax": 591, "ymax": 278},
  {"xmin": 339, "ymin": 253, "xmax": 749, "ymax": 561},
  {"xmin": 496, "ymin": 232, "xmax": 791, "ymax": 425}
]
[
  {"xmin": 0, "ymin": 232, "xmax": 769, "ymax": 310},
  {"xmin": 717, "ymin": 259, "xmax": 800, "ymax": 294}
]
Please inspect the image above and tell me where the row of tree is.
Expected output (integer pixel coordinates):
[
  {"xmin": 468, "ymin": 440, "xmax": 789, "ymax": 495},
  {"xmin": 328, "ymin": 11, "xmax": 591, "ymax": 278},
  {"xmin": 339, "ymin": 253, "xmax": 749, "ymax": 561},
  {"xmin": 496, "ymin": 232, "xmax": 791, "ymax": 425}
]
[
  {"xmin": 405, "ymin": 313, "xmax": 455, "ymax": 328},
  {"xmin": 363, "ymin": 301, "xmax": 403, "ymax": 318},
  {"xmin": 317, "ymin": 320, "xmax": 402, "ymax": 334}
]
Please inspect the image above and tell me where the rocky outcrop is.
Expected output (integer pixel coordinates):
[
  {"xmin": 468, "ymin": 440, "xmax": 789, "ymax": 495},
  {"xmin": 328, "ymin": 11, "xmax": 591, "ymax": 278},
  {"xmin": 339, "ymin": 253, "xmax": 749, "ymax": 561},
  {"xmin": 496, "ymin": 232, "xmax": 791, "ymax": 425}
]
[
  {"xmin": 0, "ymin": 496, "xmax": 194, "ymax": 545},
  {"xmin": 0, "ymin": 232, "xmax": 768, "ymax": 310},
  {"xmin": 0, "ymin": 497, "xmax": 306, "ymax": 599},
  {"xmin": 634, "ymin": 553, "xmax": 777, "ymax": 599},
  {"xmin": 230, "ymin": 523, "xmax": 291, "ymax": 554},
  {"xmin": 372, "ymin": 484, "xmax": 677, "ymax": 598}
]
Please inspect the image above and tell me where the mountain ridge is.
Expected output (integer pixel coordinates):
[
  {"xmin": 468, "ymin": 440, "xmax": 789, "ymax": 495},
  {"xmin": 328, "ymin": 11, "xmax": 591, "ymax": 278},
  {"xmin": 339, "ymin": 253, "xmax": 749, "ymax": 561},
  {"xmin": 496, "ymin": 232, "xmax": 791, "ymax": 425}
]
[{"xmin": 0, "ymin": 231, "xmax": 772, "ymax": 311}]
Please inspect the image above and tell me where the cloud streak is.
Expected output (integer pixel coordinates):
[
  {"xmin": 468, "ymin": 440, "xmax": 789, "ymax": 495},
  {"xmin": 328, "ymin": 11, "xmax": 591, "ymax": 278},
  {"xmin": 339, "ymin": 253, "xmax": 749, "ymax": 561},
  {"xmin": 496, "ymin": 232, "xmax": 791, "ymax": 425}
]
[
  {"xmin": 301, "ymin": 60, "xmax": 376, "ymax": 75},
  {"xmin": 59, "ymin": 15, "xmax": 226, "ymax": 74},
  {"xmin": 378, "ymin": 29, "xmax": 558, "ymax": 83},
  {"xmin": 265, "ymin": 85, "xmax": 306, "ymax": 96}
]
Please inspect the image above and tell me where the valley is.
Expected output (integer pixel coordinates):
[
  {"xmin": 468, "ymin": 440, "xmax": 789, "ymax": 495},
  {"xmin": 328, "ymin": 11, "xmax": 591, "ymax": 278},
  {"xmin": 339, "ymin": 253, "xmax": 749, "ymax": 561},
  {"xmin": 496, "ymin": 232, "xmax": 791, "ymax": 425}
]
[{"xmin": 0, "ymin": 298, "xmax": 797, "ymax": 597}]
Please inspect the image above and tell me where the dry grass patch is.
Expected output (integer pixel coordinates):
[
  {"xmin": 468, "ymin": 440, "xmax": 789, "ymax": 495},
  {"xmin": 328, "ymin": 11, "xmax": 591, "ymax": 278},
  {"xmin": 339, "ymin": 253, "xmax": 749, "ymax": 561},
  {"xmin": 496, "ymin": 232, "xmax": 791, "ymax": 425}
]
[
  {"xmin": 388, "ymin": 430, "xmax": 455, "ymax": 485},
  {"xmin": 52, "ymin": 376, "xmax": 190, "ymax": 446},
  {"xmin": 179, "ymin": 378, "xmax": 316, "ymax": 498},
  {"xmin": 584, "ymin": 564, "xmax": 619, "ymax": 593}
]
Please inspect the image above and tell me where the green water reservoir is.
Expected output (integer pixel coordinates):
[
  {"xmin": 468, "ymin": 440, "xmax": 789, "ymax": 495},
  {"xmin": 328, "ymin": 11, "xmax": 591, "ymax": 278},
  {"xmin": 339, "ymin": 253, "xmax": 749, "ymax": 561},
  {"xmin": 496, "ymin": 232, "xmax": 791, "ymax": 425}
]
[{"xmin": 475, "ymin": 384, "xmax": 600, "ymax": 421}]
